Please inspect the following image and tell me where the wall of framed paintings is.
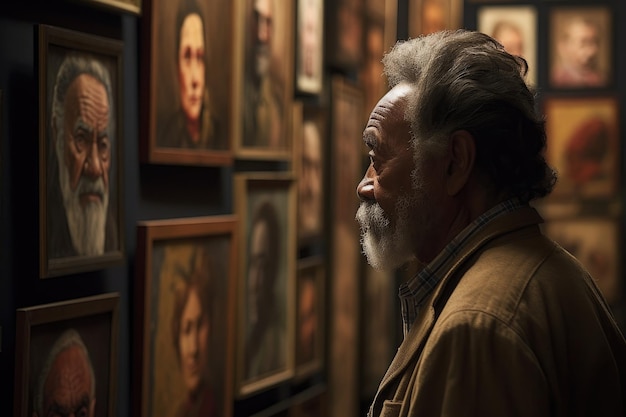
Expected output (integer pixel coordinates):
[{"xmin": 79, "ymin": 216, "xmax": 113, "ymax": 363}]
[{"xmin": 0, "ymin": 0, "xmax": 624, "ymax": 417}]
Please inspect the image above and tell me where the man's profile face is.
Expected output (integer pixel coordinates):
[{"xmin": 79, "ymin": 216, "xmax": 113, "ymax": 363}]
[
  {"xmin": 299, "ymin": 122, "xmax": 322, "ymax": 233},
  {"xmin": 178, "ymin": 286, "xmax": 210, "ymax": 393},
  {"xmin": 56, "ymin": 73, "xmax": 111, "ymax": 256},
  {"xmin": 356, "ymin": 84, "xmax": 447, "ymax": 269},
  {"xmin": 178, "ymin": 13, "xmax": 206, "ymax": 122},
  {"xmin": 247, "ymin": 218, "xmax": 271, "ymax": 328},
  {"xmin": 253, "ymin": 0, "xmax": 273, "ymax": 79},
  {"xmin": 41, "ymin": 344, "xmax": 95, "ymax": 417},
  {"xmin": 563, "ymin": 20, "xmax": 600, "ymax": 71}
]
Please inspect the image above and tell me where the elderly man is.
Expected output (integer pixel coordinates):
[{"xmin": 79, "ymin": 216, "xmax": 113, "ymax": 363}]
[
  {"xmin": 32, "ymin": 329, "xmax": 96, "ymax": 417},
  {"xmin": 356, "ymin": 30, "xmax": 626, "ymax": 416},
  {"xmin": 48, "ymin": 54, "xmax": 117, "ymax": 258}
]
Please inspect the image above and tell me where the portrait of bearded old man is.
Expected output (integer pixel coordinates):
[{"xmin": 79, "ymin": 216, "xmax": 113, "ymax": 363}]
[{"xmin": 47, "ymin": 54, "xmax": 118, "ymax": 260}]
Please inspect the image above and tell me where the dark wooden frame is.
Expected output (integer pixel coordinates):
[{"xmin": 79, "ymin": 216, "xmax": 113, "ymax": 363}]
[
  {"xmin": 234, "ymin": 172, "xmax": 297, "ymax": 396},
  {"xmin": 38, "ymin": 25, "xmax": 125, "ymax": 278},
  {"xmin": 134, "ymin": 215, "xmax": 237, "ymax": 417},
  {"xmin": 14, "ymin": 293, "xmax": 120, "ymax": 417},
  {"xmin": 139, "ymin": 0, "xmax": 235, "ymax": 165},
  {"xmin": 233, "ymin": 0, "xmax": 294, "ymax": 160}
]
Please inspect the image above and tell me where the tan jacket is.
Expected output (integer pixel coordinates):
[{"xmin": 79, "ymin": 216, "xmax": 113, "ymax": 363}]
[{"xmin": 369, "ymin": 206, "xmax": 626, "ymax": 417}]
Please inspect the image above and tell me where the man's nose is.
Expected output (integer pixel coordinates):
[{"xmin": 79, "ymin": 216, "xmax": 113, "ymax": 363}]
[
  {"xmin": 84, "ymin": 140, "xmax": 104, "ymax": 178},
  {"xmin": 357, "ymin": 166, "xmax": 375, "ymax": 202}
]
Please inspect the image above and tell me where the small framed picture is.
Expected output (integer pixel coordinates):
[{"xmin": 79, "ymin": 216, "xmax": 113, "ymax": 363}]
[
  {"xmin": 38, "ymin": 25, "xmax": 124, "ymax": 278},
  {"xmin": 543, "ymin": 216, "xmax": 621, "ymax": 304},
  {"xmin": 294, "ymin": 102, "xmax": 326, "ymax": 243},
  {"xmin": 360, "ymin": 0, "xmax": 397, "ymax": 121},
  {"xmin": 233, "ymin": 0, "xmax": 294, "ymax": 159},
  {"xmin": 14, "ymin": 293, "xmax": 120, "ymax": 417},
  {"xmin": 477, "ymin": 5, "xmax": 537, "ymax": 86},
  {"xmin": 295, "ymin": 256, "xmax": 325, "ymax": 378},
  {"xmin": 134, "ymin": 216, "xmax": 237, "ymax": 417},
  {"xmin": 549, "ymin": 6, "xmax": 612, "ymax": 89},
  {"xmin": 140, "ymin": 0, "xmax": 235, "ymax": 165},
  {"xmin": 543, "ymin": 96, "xmax": 619, "ymax": 200},
  {"xmin": 328, "ymin": 76, "xmax": 363, "ymax": 417},
  {"xmin": 234, "ymin": 172, "xmax": 297, "ymax": 396},
  {"xmin": 79, "ymin": 0, "xmax": 141, "ymax": 14},
  {"xmin": 295, "ymin": 0, "xmax": 324, "ymax": 95},
  {"xmin": 326, "ymin": 0, "xmax": 365, "ymax": 71},
  {"xmin": 408, "ymin": 0, "xmax": 462, "ymax": 37}
]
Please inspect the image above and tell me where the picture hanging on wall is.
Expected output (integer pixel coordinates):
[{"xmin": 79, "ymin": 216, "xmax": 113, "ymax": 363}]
[
  {"xmin": 134, "ymin": 216, "xmax": 237, "ymax": 417},
  {"xmin": 14, "ymin": 293, "xmax": 120, "ymax": 417},
  {"xmin": 293, "ymin": 102, "xmax": 326, "ymax": 244},
  {"xmin": 295, "ymin": 256, "xmax": 325, "ymax": 378},
  {"xmin": 38, "ymin": 25, "xmax": 125, "ymax": 278},
  {"xmin": 408, "ymin": 0, "xmax": 462, "ymax": 38},
  {"xmin": 234, "ymin": 172, "xmax": 296, "ymax": 396},
  {"xmin": 543, "ymin": 216, "xmax": 621, "ymax": 305},
  {"xmin": 326, "ymin": 0, "xmax": 365, "ymax": 71},
  {"xmin": 543, "ymin": 96, "xmax": 619, "ymax": 200},
  {"xmin": 477, "ymin": 5, "xmax": 537, "ymax": 86},
  {"xmin": 329, "ymin": 75, "xmax": 363, "ymax": 417},
  {"xmin": 140, "ymin": 0, "xmax": 234, "ymax": 165},
  {"xmin": 295, "ymin": 0, "xmax": 324, "ymax": 95},
  {"xmin": 548, "ymin": 6, "xmax": 612, "ymax": 89},
  {"xmin": 233, "ymin": 0, "xmax": 294, "ymax": 160}
]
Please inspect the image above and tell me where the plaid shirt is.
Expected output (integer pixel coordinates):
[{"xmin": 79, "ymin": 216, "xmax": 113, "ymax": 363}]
[{"xmin": 399, "ymin": 198, "xmax": 525, "ymax": 337}]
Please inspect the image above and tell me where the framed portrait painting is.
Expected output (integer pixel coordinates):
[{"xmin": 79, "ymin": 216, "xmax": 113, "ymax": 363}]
[
  {"xmin": 295, "ymin": 256, "xmax": 325, "ymax": 378},
  {"xmin": 234, "ymin": 172, "xmax": 296, "ymax": 396},
  {"xmin": 543, "ymin": 96, "xmax": 619, "ymax": 200},
  {"xmin": 293, "ymin": 102, "xmax": 326, "ymax": 243},
  {"xmin": 329, "ymin": 76, "xmax": 363, "ymax": 417},
  {"xmin": 477, "ymin": 5, "xmax": 537, "ymax": 86},
  {"xmin": 408, "ymin": 0, "xmax": 462, "ymax": 38},
  {"xmin": 360, "ymin": 0, "xmax": 397, "ymax": 121},
  {"xmin": 134, "ymin": 216, "xmax": 237, "ymax": 417},
  {"xmin": 38, "ymin": 25, "xmax": 124, "ymax": 278},
  {"xmin": 140, "ymin": 0, "xmax": 234, "ymax": 165},
  {"xmin": 233, "ymin": 0, "xmax": 294, "ymax": 159},
  {"xmin": 326, "ymin": 0, "xmax": 365, "ymax": 71},
  {"xmin": 295, "ymin": 0, "xmax": 324, "ymax": 95},
  {"xmin": 543, "ymin": 216, "xmax": 621, "ymax": 304},
  {"xmin": 14, "ymin": 293, "xmax": 120, "ymax": 417},
  {"xmin": 548, "ymin": 6, "xmax": 612, "ymax": 89}
]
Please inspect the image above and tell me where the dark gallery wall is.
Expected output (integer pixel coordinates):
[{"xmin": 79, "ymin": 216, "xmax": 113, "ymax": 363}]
[{"xmin": 2, "ymin": 0, "xmax": 626, "ymax": 417}]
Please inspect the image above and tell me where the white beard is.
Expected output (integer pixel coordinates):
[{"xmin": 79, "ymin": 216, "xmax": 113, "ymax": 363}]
[
  {"xmin": 57, "ymin": 143, "xmax": 108, "ymax": 256},
  {"xmin": 356, "ymin": 192, "xmax": 417, "ymax": 271}
]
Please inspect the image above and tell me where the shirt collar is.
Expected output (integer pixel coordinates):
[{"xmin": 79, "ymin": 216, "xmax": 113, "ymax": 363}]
[{"xmin": 398, "ymin": 198, "xmax": 526, "ymax": 336}]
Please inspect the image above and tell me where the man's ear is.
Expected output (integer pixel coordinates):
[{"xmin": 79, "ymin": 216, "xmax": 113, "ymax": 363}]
[{"xmin": 445, "ymin": 130, "xmax": 476, "ymax": 196}]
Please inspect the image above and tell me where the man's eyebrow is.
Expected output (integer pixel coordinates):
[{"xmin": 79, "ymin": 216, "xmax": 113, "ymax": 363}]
[{"xmin": 362, "ymin": 131, "xmax": 377, "ymax": 148}]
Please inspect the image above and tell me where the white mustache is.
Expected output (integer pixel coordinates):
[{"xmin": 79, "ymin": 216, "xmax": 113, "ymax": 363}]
[{"xmin": 76, "ymin": 176, "xmax": 106, "ymax": 201}]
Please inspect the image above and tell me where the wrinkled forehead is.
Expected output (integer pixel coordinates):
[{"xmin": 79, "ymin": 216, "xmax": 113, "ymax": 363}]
[{"xmin": 372, "ymin": 83, "xmax": 413, "ymax": 120}]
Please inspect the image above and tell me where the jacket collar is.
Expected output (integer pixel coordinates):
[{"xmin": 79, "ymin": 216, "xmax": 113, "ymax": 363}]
[{"xmin": 372, "ymin": 205, "xmax": 544, "ymax": 402}]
